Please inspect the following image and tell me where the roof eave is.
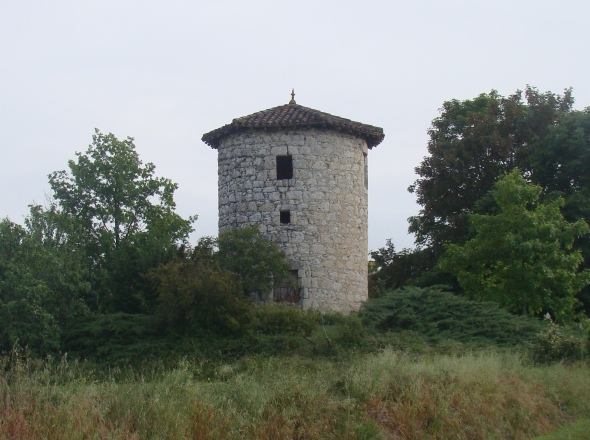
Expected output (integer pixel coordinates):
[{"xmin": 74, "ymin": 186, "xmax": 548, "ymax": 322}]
[{"xmin": 202, "ymin": 123, "xmax": 384, "ymax": 149}]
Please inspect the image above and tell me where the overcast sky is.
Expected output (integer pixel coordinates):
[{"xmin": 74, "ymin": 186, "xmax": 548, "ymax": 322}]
[{"xmin": 2, "ymin": 1, "xmax": 589, "ymax": 252}]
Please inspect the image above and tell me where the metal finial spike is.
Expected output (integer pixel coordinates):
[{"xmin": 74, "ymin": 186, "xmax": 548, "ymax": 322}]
[{"xmin": 289, "ymin": 88, "xmax": 296, "ymax": 105}]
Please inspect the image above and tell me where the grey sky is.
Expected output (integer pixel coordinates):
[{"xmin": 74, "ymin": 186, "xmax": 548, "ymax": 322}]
[{"xmin": 2, "ymin": 1, "xmax": 589, "ymax": 252}]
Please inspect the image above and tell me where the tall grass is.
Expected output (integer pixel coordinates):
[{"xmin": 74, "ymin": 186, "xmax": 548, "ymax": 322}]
[{"xmin": 2, "ymin": 348, "xmax": 589, "ymax": 439}]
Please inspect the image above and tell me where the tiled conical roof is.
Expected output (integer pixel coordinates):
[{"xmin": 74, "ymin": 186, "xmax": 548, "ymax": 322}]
[{"xmin": 202, "ymin": 101, "xmax": 384, "ymax": 149}]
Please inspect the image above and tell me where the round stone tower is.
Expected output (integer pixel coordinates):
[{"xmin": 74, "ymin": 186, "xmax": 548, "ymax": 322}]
[{"xmin": 202, "ymin": 92, "xmax": 384, "ymax": 313}]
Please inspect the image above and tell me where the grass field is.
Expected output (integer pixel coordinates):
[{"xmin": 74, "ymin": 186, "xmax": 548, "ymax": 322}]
[{"xmin": 1, "ymin": 348, "xmax": 589, "ymax": 439}]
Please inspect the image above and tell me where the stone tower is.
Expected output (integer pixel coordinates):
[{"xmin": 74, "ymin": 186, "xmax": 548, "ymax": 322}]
[{"xmin": 202, "ymin": 92, "xmax": 384, "ymax": 313}]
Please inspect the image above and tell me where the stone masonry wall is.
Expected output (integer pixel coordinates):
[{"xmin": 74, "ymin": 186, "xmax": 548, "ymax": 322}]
[{"xmin": 217, "ymin": 128, "xmax": 369, "ymax": 313}]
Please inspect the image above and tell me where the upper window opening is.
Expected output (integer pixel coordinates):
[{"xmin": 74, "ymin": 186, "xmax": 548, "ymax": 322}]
[
  {"xmin": 280, "ymin": 210, "xmax": 291, "ymax": 225},
  {"xmin": 276, "ymin": 155, "xmax": 293, "ymax": 180}
]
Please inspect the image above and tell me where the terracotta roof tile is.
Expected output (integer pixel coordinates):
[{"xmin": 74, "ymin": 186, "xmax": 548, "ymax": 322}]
[{"xmin": 202, "ymin": 103, "xmax": 384, "ymax": 149}]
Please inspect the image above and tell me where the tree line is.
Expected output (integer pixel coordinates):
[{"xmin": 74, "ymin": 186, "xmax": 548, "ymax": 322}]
[
  {"xmin": 0, "ymin": 129, "xmax": 294, "ymax": 353},
  {"xmin": 371, "ymin": 86, "xmax": 590, "ymax": 321}
]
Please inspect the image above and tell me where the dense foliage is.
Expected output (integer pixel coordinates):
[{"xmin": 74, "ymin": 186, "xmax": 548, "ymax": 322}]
[
  {"xmin": 359, "ymin": 286, "xmax": 543, "ymax": 347},
  {"xmin": 373, "ymin": 86, "xmax": 590, "ymax": 318},
  {"xmin": 54, "ymin": 286, "xmax": 578, "ymax": 367},
  {"xmin": 0, "ymin": 206, "xmax": 90, "ymax": 352},
  {"xmin": 48, "ymin": 129, "xmax": 195, "ymax": 313},
  {"xmin": 0, "ymin": 130, "xmax": 296, "ymax": 353},
  {"xmin": 439, "ymin": 171, "xmax": 589, "ymax": 320},
  {"xmin": 148, "ymin": 257, "xmax": 255, "ymax": 335},
  {"xmin": 3, "ymin": 285, "xmax": 590, "ymax": 438},
  {"xmin": 369, "ymin": 242, "xmax": 441, "ymax": 295},
  {"xmin": 217, "ymin": 226, "xmax": 297, "ymax": 298},
  {"xmin": 408, "ymin": 86, "xmax": 587, "ymax": 250}
]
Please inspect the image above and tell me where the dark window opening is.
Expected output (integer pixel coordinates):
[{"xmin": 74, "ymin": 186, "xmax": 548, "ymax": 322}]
[
  {"xmin": 276, "ymin": 155, "xmax": 293, "ymax": 180},
  {"xmin": 280, "ymin": 210, "xmax": 291, "ymax": 224}
]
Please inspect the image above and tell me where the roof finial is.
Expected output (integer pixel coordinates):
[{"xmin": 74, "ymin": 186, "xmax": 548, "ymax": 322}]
[{"xmin": 289, "ymin": 88, "xmax": 296, "ymax": 105}]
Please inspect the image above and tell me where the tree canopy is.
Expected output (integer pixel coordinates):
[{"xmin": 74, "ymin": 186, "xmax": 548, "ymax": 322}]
[
  {"xmin": 369, "ymin": 87, "xmax": 590, "ymax": 314},
  {"xmin": 408, "ymin": 86, "xmax": 587, "ymax": 251},
  {"xmin": 0, "ymin": 205, "xmax": 91, "ymax": 352},
  {"xmin": 438, "ymin": 170, "xmax": 590, "ymax": 321},
  {"xmin": 49, "ymin": 130, "xmax": 193, "ymax": 251},
  {"xmin": 48, "ymin": 129, "xmax": 195, "ymax": 312}
]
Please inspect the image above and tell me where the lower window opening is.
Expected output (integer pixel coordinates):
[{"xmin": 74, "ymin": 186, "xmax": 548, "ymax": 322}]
[{"xmin": 280, "ymin": 210, "xmax": 291, "ymax": 224}]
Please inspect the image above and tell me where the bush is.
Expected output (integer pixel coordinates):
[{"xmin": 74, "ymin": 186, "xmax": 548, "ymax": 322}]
[
  {"xmin": 0, "ymin": 294, "xmax": 61, "ymax": 355},
  {"xmin": 359, "ymin": 286, "xmax": 543, "ymax": 347},
  {"xmin": 61, "ymin": 313, "xmax": 163, "ymax": 362},
  {"xmin": 216, "ymin": 226, "xmax": 297, "ymax": 296},
  {"xmin": 529, "ymin": 317, "xmax": 586, "ymax": 364},
  {"xmin": 323, "ymin": 314, "xmax": 365, "ymax": 348},
  {"xmin": 255, "ymin": 304, "xmax": 319, "ymax": 337},
  {"xmin": 148, "ymin": 259, "xmax": 256, "ymax": 336}
]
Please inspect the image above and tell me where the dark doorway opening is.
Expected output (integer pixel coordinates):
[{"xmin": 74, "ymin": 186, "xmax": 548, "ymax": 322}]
[{"xmin": 274, "ymin": 269, "xmax": 301, "ymax": 304}]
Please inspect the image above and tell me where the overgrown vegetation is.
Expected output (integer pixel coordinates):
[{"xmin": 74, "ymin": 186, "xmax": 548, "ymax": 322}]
[
  {"xmin": 439, "ymin": 170, "xmax": 589, "ymax": 320},
  {"xmin": 2, "ymin": 339, "xmax": 589, "ymax": 439},
  {"xmin": 373, "ymin": 87, "xmax": 590, "ymax": 316},
  {"xmin": 529, "ymin": 315, "xmax": 587, "ymax": 364},
  {"xmin": 359, "ymin": 286, "xmax": 544, "ymax": 348},
  {"xmin": 3, "ymin": 279, "xmax": 590, "ymax": 438},
  {"xmin": 0, "ymin": 132, "xmax": 297, "ymax": 353},
  {"xmin": 46, "ymin": 286, "xmax": 586, "ymax": 370}
]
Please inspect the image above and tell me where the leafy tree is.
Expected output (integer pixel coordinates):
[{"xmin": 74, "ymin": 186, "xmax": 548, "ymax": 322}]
[
  {"xmin": 402, "ymin": 87, "xmax": 590, "ymax": 313},
  {"xmin": 24, "ymin": 204, "xmax": 93, "ymax": 320},
  {"xmin": 526, "ymin": 108, "xmax": 590, "ymax": 313},
  {"xmin": 48, "ymin": 129, "xmax": 195, "ymax": 312},
  {"xmin": 0, "ymin": 219, "xmax": 59, "ymax": 352},
  {"xmin": 0, "ymin": 205, "xmax": 91, "ymax": 352},
  {"xmin": 438, "ymin": 171, "xmax": 590, "ymax": 321},
  {"xmin": 409, "ymin": 87, "xmax": 577, "ymax": 252}
]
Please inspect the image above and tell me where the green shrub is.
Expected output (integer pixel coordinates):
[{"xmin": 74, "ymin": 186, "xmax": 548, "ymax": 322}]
[
  {"xmin": 255, "ymin": 304, "xmax": 319, "ymax": 337},
  {"xmin": 324, "ymin": 314, "xmax": 365, "ymax": 348},
  {"xmin": 61, "ymin": 313, "xmax": 164, "ymax": 362},
  {"xmin": 0, "ymin": 295, "xmax": 61, "ymax": 355},
  {"xmin": 359, "ymin": 286, "xmax": 542, "ymax": 347},
  {"xmin": 148, "ymin": 259, "xmax": 257, "ymax": 336},
  {"xmin": 529, "ymin": 317, "xmax": 586, "ymax": 364},
  {"xmin": 216, "ymin": 226, "xmax": 297, "ymax": 296}
]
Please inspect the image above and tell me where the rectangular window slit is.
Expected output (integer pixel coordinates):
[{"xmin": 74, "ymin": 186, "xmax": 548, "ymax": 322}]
[
  {"xmin": 276, "ymin": 155, "xmax": 293, "ymax": 180},
  {"xmin": 280, "ymin": 210, "xmax": 291, "ymax": 224}
]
